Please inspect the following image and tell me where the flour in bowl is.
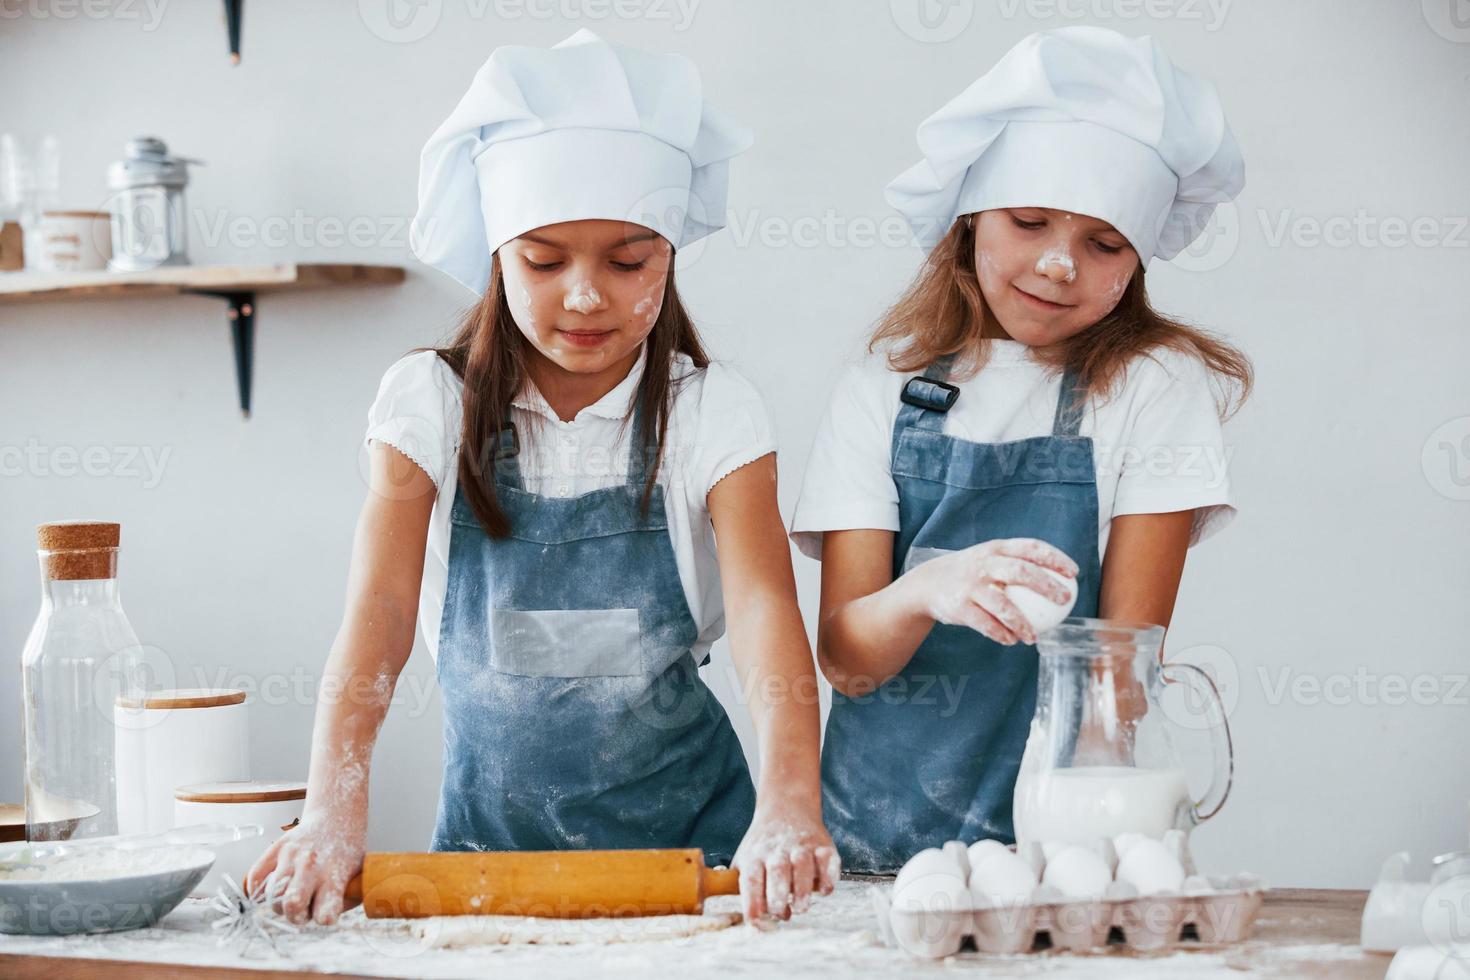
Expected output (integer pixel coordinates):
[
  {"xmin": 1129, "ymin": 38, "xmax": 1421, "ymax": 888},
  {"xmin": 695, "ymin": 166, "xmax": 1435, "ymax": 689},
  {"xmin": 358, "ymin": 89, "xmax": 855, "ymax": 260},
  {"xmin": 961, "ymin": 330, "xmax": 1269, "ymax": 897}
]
[{"xmin": 0, "ymin": 847, "xmax": 208, "ymax": 882}]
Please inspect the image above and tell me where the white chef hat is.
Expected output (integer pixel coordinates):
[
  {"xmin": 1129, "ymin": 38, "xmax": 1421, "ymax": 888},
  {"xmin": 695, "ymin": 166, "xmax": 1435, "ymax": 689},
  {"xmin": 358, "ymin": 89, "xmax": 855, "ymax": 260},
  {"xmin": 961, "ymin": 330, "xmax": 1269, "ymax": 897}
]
[
  {"xmin": 885, "ymin": 26, "xmax": 1244, "ymax": 266},
  {"xmin": 410, "ymin": 29, "xmax": 753, "ymax": 296}
]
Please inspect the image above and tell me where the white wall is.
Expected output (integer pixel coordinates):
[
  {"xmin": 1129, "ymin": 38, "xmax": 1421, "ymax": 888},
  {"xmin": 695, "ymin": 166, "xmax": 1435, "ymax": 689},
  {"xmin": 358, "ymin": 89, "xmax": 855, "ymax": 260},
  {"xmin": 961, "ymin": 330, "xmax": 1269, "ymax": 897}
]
[{"xmin": 2, "ymin": 1, "xmax": 1467, "ymax": 889}]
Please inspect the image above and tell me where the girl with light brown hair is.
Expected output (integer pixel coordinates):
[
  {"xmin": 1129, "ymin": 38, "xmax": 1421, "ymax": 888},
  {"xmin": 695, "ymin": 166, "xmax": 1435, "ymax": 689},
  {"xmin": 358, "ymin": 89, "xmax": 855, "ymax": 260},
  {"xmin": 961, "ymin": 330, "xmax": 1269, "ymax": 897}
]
[{"xmin": 788, "ymin": 26, "xmax": 1252, "ymax": 873}]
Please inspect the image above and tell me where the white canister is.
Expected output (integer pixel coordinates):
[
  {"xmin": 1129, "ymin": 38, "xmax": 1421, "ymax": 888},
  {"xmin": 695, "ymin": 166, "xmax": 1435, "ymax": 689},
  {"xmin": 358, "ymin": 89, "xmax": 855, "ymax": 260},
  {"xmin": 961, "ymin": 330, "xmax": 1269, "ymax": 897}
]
[
  {"xmin": 114, "ymin": 688, "xmax": 250, "ymax": 836},
  {"xmin": 174, "ymin": 781, "xmax": 307, "ymax": 897},
  {"xmin": 35, "ymin": 210, "xmax": 113, "ymax": 271}
]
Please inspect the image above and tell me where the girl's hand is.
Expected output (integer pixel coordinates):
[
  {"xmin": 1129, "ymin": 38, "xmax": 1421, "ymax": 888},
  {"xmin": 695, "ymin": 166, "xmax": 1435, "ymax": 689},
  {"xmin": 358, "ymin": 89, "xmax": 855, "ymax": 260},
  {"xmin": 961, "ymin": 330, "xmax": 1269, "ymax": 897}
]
[
  {"xmin": 906, "ymin": 538, "xmax": 1079, "ymax": 646},
  {"xmin": 731, "ymin": 801, "xmax": 841, "ymax": 925},
  {"xmin": 244, "ymin": 809, "xmax": 366, "ymax": 926}
]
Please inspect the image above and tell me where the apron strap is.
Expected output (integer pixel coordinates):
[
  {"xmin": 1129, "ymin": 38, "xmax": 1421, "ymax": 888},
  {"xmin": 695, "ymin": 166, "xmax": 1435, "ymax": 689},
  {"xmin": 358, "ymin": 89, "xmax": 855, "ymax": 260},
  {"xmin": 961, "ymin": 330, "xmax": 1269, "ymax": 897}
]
[
  {"xmin": 895, "ymin": 352, "xmax": 1088, "ymax": 438},
  {"xmin": 489, "ymin": 420, "xmax": 523, "ymax": 491},
  {"xmin": 494, "ymin": 376, "xmax": 656, "ymax": 495},
  {"xmin": 1052, "ymin": 368, "xmax": 1087, "ymax": 437},
  {"xmin": 896, "ymin": 351, "xmax": 960, "ymax": 434}
]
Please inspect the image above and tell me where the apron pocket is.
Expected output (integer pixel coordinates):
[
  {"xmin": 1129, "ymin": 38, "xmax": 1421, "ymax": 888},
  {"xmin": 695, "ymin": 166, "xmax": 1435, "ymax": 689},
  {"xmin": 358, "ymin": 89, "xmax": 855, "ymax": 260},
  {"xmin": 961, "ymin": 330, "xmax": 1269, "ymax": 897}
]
[{"xmin": 491, "ymin": 608, "xmax": 644, "ymax": 677}]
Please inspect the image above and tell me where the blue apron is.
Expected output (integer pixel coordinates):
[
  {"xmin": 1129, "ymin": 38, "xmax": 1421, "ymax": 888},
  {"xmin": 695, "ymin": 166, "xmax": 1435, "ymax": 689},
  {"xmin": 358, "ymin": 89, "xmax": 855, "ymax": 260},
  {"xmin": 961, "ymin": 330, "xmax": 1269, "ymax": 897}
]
[
  {"xmin": 430, "ymin": 394, "xmax": 755, "ymax": 865},
  {"xmin": 820, "ymin": 352, "xmax": 1102, "ymax": 872}
]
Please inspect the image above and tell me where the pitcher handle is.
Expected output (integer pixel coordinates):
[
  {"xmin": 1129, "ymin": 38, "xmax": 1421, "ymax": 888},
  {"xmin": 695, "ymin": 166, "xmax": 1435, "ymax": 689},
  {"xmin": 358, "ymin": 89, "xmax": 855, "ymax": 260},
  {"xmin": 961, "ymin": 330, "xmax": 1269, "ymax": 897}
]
[{"xmin": 1161, "ymin": 660, "xmax": 1234, "ymax": 823}]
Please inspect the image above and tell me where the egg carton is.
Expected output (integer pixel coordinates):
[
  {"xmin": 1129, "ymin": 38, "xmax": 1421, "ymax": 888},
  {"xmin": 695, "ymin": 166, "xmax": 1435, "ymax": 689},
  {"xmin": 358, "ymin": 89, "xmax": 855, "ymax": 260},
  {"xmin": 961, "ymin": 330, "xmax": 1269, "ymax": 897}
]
[
  {"xmin": 873, "ymin": 833, "xmax": 1267, "ymax": 960},
  {"xmin": 873, "ymin": 875, "xmax": 1265, "ymax": 957}
]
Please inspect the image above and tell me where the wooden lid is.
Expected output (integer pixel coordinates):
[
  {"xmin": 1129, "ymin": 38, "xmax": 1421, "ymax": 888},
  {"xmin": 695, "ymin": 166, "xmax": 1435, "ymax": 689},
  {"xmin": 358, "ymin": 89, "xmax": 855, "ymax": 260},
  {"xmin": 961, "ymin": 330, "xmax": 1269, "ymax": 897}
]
[
  {"xmin": 38, "ymin": 521, "xmax": 121, "ymax": 580},
  {"xmin": 42, "ymin": 210, "xmax": 111, "ymax": 220},
  {"xmin": 116, "ymin": 688, "xmax": 247, "ymax": 710},
  {"xmin": 173, "ymin": 780, "xmax": 307, "ymax": 804},
  {"xmin": 37, "ymin": 521, "xmax": 120, "ymax": 551}
]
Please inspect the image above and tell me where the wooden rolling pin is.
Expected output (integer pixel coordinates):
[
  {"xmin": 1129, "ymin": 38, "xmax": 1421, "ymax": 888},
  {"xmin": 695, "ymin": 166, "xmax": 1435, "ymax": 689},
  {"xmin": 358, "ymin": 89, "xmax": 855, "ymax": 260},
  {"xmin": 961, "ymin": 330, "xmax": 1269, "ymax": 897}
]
[{"xmin": 342, "ymin": 848, "xmax": 740, "ymax": 919}]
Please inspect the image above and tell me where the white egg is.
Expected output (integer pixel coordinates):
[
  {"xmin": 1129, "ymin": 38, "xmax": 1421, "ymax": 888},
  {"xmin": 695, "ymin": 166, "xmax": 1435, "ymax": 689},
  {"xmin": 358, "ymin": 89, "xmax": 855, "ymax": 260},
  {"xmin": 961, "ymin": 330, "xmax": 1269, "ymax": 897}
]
[
  {"xmin": 1016, "ymin": 840, "xmax": 1046, "ymax": 876},
  {"xmin": 895, "ymin": 847, "xmax": 960, "ymax": 887},
  {"xmin": 1162, "ymin": 828, "xmax": 1196, "ymax": 875},
  {"xmin": 1113, "ymin": 832, "xmax": 1148, "ymax": 861},
  {"xmin": 1044, "ymin": 837, "xmax": 1115, "ymax": 871},
  {"xmin": 1040, "ymin": 840, "xmax": 1070, "ymax": 862},
  {"xmin": 1005, "ymin": 567, "xmax": 1079, "ymax": 636},
  {"xmin": 1092, "ymin": 837, "xmax": 1119, "ymax": 875},
  {"xmin": 968, "ymin": 849, "xmax": 1039, "ymax": 907},
  {"xmin": 967, "ymin": 838, "xmax": 1008, "ymax": 869},
  {"xmin": 1114, "ymin": 838, "xmax": 1186, "ymax": 895},
  {"xmin": 1041, "ymin": 845, "xmax": 1112, "ymax": 899},
  {"xmin": 942, "ymin": 840, "xmax": 972, "ymax": 879},
  {"xmin": 1181, "ymin": 874, "xmax": 1214, "ymax": 896},
  {"xmin": 893, "ymin": 847, "xmax": 968, "ymax": 912}
]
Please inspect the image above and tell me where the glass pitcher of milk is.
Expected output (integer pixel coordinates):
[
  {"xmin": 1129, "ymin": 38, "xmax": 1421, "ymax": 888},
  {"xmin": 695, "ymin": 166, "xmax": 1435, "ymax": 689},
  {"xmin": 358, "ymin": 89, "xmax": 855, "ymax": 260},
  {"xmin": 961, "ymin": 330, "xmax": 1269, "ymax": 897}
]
[{"xmin": 1012, "ymin": 618, "xmax": 1233, "ymax": 847}]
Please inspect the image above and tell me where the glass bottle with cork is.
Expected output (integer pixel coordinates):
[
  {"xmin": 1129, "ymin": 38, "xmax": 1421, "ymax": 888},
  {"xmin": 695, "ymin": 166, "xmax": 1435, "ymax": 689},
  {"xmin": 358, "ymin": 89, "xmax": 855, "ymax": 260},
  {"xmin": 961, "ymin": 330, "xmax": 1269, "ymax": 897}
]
[{"xmin": 22, "ymin": 521, "xmax": 147, "ymax": 841}]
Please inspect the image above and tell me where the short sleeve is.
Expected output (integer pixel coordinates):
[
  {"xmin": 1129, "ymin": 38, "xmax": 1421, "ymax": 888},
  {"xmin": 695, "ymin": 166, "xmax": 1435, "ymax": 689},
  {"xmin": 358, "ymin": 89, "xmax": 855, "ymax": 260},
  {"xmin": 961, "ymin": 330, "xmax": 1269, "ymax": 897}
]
[
  {"xmin": 788, "ymin": 361, "xmax": 903, "ymax": 561},
  {"xmin": 1109, "ymin": 351, "xmax": 1237, "ymax": 547},
  {"xmin": 363, "ymin": 350, "xmax": 461, "ymax": 488},
  {"xmin": 690, "ymin": 361, "xmax": 778, "ymax": 501}
]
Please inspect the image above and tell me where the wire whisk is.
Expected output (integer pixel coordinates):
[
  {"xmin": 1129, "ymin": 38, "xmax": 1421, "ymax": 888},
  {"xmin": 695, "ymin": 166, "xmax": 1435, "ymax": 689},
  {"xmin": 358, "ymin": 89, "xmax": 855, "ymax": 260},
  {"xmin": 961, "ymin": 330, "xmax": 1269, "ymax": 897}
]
[{"xmin": 209, "ymin": 871, "xmax": 300, "ymax": 956}]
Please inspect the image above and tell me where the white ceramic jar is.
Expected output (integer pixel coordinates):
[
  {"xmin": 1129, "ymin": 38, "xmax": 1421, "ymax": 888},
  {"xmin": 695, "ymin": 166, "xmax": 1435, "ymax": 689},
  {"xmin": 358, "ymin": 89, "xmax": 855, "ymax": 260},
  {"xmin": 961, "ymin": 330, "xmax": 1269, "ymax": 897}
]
[
  {"xmin": 114, "ymin": 688, "xmax": 250, "ymax": 836},
  {"xmin": 35, "ymin": 210, "xmax": 113, "ymax": 271},
  {"xmin": 174, "ymin": 780, "xmax": 307, "ymax": 897}
]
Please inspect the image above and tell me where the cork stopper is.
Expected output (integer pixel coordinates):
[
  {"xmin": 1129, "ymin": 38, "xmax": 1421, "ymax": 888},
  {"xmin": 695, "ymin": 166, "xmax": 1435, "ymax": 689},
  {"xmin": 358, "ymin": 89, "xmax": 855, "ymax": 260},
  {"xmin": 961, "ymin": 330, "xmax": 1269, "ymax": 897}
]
[{"xmin": 37, "ymin": 521, "xmax": 121, "ymax": 580}]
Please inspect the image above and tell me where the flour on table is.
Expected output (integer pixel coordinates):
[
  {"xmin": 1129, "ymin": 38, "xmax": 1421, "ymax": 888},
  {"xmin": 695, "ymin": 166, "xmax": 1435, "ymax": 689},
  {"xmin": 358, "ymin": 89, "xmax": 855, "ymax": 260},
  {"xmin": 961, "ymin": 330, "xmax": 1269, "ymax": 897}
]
[
  {"xmin": 0, "ymin": 881, "xmax": 1370, "ymax": 979},
  {"xmin": 412, "ymin": 910, "xmax": 743, "ymax": 947}
]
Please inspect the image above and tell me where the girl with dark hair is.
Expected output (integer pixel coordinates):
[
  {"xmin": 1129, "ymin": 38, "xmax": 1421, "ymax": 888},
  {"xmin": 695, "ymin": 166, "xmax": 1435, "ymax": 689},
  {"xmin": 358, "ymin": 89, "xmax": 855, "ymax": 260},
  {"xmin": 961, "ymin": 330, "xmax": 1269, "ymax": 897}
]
[{"xmin": 249, "ymin": 30, "xmax": 836, "ymax": 926}]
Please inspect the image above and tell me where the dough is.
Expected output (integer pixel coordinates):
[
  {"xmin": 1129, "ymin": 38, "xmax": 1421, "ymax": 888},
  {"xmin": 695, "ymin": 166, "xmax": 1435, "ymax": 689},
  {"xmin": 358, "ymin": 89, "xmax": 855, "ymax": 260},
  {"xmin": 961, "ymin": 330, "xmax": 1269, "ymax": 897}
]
[{"xmin": 413, "ymin": 910, "xmax": 743, "ymax": 947}]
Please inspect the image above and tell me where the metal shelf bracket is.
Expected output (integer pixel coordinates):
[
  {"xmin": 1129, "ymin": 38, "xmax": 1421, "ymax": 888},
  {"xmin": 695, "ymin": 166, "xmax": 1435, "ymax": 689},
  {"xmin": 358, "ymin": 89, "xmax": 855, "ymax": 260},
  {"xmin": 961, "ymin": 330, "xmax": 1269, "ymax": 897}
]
[{"xmin": 183, "ymin": 288, "xmax": 256, "ymax": 418}]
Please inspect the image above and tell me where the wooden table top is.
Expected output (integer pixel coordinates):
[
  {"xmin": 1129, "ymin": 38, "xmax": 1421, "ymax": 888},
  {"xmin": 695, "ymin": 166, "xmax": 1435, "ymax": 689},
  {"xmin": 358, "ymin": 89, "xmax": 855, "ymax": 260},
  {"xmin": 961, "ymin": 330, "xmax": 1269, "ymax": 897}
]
[{"xmin": 0, "ymin": 887, "xmax": 1392, "ymax": 980}]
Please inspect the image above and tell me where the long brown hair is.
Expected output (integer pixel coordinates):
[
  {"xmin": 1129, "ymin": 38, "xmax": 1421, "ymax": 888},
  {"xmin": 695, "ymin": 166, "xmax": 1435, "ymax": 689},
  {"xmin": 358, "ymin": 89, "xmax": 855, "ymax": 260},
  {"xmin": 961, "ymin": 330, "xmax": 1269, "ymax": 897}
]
[
  {"xmin": 870, "ymin": 218, "xmax": 1253, "ymax": 418},
  {"xmin": 420, "ymin": 253, "xmax": 710, "ymax": 539}
]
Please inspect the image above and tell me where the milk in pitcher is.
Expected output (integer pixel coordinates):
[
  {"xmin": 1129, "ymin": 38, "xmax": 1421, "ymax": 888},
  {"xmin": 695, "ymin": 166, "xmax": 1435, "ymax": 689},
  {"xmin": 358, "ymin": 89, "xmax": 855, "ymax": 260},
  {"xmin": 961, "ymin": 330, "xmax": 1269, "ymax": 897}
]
[{"xmin": 1013, "ymin": 765, "xmax": 1189, "ymax": 845}]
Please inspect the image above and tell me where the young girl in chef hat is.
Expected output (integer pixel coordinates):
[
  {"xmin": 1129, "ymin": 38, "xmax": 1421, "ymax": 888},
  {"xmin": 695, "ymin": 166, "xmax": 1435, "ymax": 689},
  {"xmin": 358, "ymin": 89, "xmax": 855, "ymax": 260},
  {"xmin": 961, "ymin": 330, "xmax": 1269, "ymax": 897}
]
[
  {"xmin": 248, "ymin": 29, "xmax": 836, "ymax": 925},
  {"xmin": 789, "ymin": 26, "xmax": 1253, "ymax": 872}
]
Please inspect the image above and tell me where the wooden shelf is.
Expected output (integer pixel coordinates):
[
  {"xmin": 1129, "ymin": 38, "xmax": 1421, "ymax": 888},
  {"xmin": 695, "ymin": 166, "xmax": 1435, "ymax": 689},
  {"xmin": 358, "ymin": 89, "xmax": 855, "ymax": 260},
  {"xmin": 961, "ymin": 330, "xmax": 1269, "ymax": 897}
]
[
  {"xmin": 0, "ymin": 262, "xmax": 404, "ymax": 302},
  {"xmin": 0, "ymin": 262, "xmax": 407, "ymax": 417}
]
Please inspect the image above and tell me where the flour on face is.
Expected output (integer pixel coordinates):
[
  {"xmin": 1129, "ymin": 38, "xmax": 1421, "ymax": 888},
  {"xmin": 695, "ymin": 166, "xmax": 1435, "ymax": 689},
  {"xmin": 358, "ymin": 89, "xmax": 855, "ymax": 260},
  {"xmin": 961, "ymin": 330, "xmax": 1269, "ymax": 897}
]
[
  {"xmin": 564, "ymin": 280, "xmax": 603, "ymax": 315},
  {"xmin": 519, "ymin": 285, "xmax": 536, "ymax": 327},
  {"xmin": 1035, "ymin": 244, "xmax": 1077, "ymax": 284},
  {"xmin": 1102, "ymin": 269, "xmax": 1131, "ymax": 309},
  {"xmin": 632, "ymin": 289, "xmax": 660, "ymax": 328}
]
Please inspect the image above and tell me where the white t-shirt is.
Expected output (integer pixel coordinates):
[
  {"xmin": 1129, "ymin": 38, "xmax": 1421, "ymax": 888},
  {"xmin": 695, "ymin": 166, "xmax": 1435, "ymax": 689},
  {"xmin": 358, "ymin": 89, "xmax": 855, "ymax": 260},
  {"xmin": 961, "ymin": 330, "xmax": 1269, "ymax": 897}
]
[
  {"xmin": 364, "ymin": 345, "xmax": 776, "ymax": 662},
  {"xmin": 789, "ymin": 340, "xmax": 1236, "ymax": 562}
]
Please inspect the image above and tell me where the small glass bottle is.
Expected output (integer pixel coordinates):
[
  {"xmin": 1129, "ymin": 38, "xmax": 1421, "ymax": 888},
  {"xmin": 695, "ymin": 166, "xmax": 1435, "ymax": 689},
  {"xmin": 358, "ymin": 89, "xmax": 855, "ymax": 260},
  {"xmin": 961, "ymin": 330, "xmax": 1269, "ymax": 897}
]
[{"xmin": 22, "ymin": 522, "xmax": 145, "ymax": 841}]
